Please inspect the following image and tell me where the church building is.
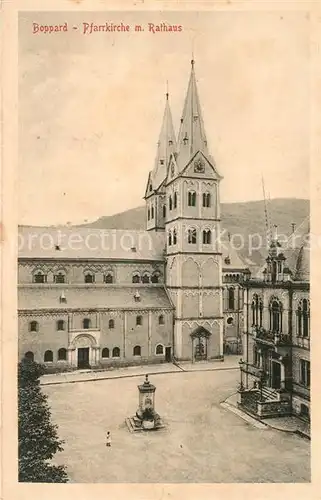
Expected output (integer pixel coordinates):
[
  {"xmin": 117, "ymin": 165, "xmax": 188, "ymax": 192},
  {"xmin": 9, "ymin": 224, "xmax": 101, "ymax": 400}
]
[{"xmin": 18, "ymin": 60, "xmax": 226, "ymax": 370}]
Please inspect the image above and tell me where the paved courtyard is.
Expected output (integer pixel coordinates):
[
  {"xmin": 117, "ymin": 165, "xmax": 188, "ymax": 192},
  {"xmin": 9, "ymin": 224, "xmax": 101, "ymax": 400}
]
[{"xmin": 44, "ymin": 369, "xmax": 310, "ymax": 483}]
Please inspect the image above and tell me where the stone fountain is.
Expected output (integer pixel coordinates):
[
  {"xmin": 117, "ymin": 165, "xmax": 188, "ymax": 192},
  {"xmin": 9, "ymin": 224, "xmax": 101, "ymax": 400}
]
[{"xmin": 125, "ymin": 375, "xmax": 165, "ymax": 432}]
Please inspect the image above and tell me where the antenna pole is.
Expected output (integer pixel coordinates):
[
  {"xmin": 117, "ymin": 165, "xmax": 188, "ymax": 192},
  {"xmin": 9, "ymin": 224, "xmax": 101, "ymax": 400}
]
[{"xmin": 262, "ymin": 177, "xmax": 271, "ymax": 246}]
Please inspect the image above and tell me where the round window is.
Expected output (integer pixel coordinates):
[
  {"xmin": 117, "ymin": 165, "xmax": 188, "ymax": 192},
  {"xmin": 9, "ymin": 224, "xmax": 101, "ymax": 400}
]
[{"xmin": 227, "ymin": 317, "xmax": 234, "ymax": 326}]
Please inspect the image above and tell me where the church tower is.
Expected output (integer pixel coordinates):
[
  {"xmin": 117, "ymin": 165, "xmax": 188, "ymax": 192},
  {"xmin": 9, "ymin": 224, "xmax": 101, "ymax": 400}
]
[
  {"xmin": 144, "ymin": 92, "xmax": 177, "ymax": 232},
  {"xmin": 165, "ymin": 60, "xmax": 224, "ymax": 362}
]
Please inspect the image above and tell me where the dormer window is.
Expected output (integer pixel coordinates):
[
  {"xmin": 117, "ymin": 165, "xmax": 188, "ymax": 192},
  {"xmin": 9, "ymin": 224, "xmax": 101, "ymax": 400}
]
[
  {"xmin": 104, "ymin": 273, "xmax": 114, "ymax": 284},
  {"xmin": 169, "ymin": 139, "xmax": 173, "ymax": 146},
  {"xmin": 160, "ymin": 159, "xmax": 164, "ymax": 165},
  {"xmin": 33, "ymin": 271, "xmax": 47, "ymax": 284},
  {"xmin": 84, "ymin": 272, "xmax": 95, "ymax": 284},
  {"xmin": 54, "ymin": 271, "xmax": 66, "ymax": 284},
  {"xmin": 142, "ymin": 272, "xmax": 150, "ymax": 283},
  {"xmin": 132, "ymin": 273, "xmax": 140, "ymax": 284},
  {"xmin": 183, "ymin": 133, "xmax": 188, "ymax": 145}
]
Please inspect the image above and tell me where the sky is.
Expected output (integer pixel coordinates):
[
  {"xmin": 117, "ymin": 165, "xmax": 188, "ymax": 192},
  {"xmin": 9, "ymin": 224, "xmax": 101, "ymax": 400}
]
[{"xmin": 19, "ymin": 10, "xmax": 310, "ymax": 226}]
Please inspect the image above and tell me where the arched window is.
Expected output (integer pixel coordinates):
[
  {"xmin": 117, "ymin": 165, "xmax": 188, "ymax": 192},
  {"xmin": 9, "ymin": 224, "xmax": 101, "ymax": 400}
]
[
  {"xmin": 24, "ymin": 351, "xmax": 34, "ymax": 361},
  {"xmin": 54, "ymin": 271, "xmax": 66, "ymax": 284},
  {"xmin": 168, "ymin": 230, "xmax": 172, "ymax": 246},
  {"xmin": 147, "ymin": 207, "xmax": 150, "ymax": 221},
  {"xmin": 228, "ymin": 288, "xmax": 235, "ymax": 310},
  {"xmin": 56, "ymin": 320, "xmax": 65, "ymax": 331},
  {"xmin": 251, "ymin": 294, "xmax": 263, "ymax": 327},
  {"xmin": 188, "ymin": 191, "xmax": 197, "ymax": 207},
  {"xmin": 174, "ymin": 192, "xmax": 178, "ymax": 208},
  {"xmin": 151, "ymin": 272, "xmax": 160, "ymax": 283},
  {"xmin": 84, "ymin": 273, "xmax": 95, "ymax": 284},
  {"xmin": 156, "ymin": 344, "xmax": 164, "ymax": 355},
  {"xmin": 132, "ymin": 273, "xmax": 140, "ymax": 284},
  {"xmin": 33, "ymin": 271, "xmax": 47, "ymax": 283},
  {"xmin": 163, "ymin": 204, "xmax": 166, "ymax": 218},
  {"xmin": 58, "ymin": 348, "xmax": 67, "ymax": 361},
  {"xmin": 136, "ymin": 315, "xmax": 142, "ymax": 326},
  {"xmin": 151, "ymin": 205, "xmax": 154, "ymax": 219},
  {"xmin": 173, "ymin": 228, "xmax": 177, "ymax": 245},
  {"xmin": 109, "ymin": 319, "xmax": 115, "ymax": 329},
  {"xmin": 169, "ymin": 196, "xmax": 173, "ymax": 211},
  {"xmin": 83, "ymin": 318, "xmax": 91, "ymax": 329},
  {"xmin": 159, "ymin": 315, "xmax": 165, "ymax": 325},
  {"xmin": 44, "ymin": 350, "xmax": 53, "ymax": 362},
  {"xmin": 29, "ymin": 321, "xmax": 39, "ymax": 332},
  {"xmin": 104, "ymin": 273, "xmax": 113, "ymax": 284},
  {"xmin": 133, "ymin": 345, "xmax": 141, "ymax": 356},
  {"xmin": 141, "ymin": 272, "xmax": 150, "ymax": 283},
  {"xmin": 188, "ymin": 228, "xmax": 197, "ymax": 244},
  {"xmin": 203, "ymin": 229, "xmax": 211, "ymax": 245},
  {"xmin": 269, "ymin": 299, "xmax": 282, "ymax": 333},
  {"xmin": 202, "ymin": 192, "xmax": 211, "ymax": 207},
  {"xmin": 298, "ymin": 299, "xmax": 310, "ymax": 337},
  {"xmin": 102, "ymin": 347, "xmax": 110, "ymax": 358},
  {"xmin": 112, "ymin": 347, "xmax": 120, "ymax": 358}
]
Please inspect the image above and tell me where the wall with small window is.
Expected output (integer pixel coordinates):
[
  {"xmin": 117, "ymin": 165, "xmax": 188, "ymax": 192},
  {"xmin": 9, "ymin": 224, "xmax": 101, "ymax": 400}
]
[
  {"xmin": 100, "ymin": 313, "xmax": 124, "ymax": 357},
  {"xmin": 71, "ymin": 312, "xmax": 97, "ymax": 331},
  {"xmin": 18, "ymin": 313, "xmax": 69, "ymax": 366},
  {"xmin": 19, "ymin": 308, "xmax": 174, "ymax": 370}
]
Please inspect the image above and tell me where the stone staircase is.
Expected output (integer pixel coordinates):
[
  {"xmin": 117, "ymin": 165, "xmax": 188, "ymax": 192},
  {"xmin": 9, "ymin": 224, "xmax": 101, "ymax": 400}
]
[
  {"xmin": 260, "ymin": 386, "xmax": 279, "ymax": 402},
  {"xmin": 125, "ymin": 416, "xmax": 143, "ymax": 433}
]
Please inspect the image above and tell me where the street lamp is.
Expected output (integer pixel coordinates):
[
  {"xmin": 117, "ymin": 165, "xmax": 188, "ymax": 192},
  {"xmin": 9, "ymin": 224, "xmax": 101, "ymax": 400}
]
[{"xmin": 239, "ymin": 358, "xmax": 244, "ymax": 391}]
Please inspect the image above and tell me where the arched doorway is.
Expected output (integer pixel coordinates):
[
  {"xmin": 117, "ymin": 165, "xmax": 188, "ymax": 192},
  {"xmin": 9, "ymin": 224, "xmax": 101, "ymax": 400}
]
[
  {"xmin": 191, "ymin": 326, "xmax": 211, "ymax": 361},
  {"xmin": 71, "ymin": 334, "xmax": 97, "ymax": 369}
]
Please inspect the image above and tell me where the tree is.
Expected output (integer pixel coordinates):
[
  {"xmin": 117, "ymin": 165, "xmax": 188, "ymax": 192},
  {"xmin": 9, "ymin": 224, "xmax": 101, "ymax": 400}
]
[{"xmin": 18, "ymin": 359, "xmax": 68, "ymax": 482}]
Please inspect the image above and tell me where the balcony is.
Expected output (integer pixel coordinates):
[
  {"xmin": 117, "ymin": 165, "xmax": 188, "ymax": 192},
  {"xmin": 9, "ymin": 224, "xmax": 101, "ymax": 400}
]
[
  {"xmin": 240, "ymin": 362, "xmax": 264, "ymax": 379},
  {"xmin": 252, "ymin": 327, "xmax": 291, "ymax": 347}
]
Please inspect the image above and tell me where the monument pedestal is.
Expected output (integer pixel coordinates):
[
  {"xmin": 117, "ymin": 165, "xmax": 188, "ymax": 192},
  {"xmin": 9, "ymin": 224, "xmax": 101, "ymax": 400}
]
[{"xmin": 125, "ymin": 375, "xmax": 165, "ymax": 432}]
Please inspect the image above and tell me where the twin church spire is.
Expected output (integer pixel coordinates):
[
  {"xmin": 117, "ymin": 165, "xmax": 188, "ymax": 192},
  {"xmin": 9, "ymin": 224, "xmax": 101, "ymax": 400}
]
[
  {"xmin": 151, "ymin": 92, "xmax": 177, "ymax": 191},
  {"xmin": 149, "ymin": 59, "xmax": 209, "ymax": 192}
]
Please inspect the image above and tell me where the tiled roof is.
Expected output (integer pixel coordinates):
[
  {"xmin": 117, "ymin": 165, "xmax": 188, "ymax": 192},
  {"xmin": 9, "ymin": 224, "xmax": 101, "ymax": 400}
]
[
  {"xmin": 294, "ymin": 242, "xmax": 310, "ymax": 282},
  {"xmin": 18, "ymin": 227, "xmax": 166, "ymax": 261},
  {"xmin": 18, "ymin": 285, "xmax": 173, "ymax": 311},
  {"xmin": 221, "ymin": 241, "xmax": 247, "ymax": 270}
]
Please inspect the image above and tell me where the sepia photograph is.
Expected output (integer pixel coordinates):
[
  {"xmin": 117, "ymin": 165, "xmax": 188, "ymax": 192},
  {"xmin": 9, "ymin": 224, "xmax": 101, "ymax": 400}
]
[{"xmin": 16, "ymin": 9, "xmax": 310, "ymax": 484}]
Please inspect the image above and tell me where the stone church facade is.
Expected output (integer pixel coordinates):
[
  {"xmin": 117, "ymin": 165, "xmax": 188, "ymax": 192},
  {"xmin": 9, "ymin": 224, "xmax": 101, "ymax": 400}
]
[{"xmin": 18, "ymin": 61, "xmax": 247, "ymax": 371}]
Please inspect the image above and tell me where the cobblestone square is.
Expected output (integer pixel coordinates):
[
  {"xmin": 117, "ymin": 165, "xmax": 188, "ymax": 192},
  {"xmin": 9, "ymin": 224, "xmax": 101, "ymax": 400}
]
[{"xmin": 44, "ymin": 369, "xmax": 310, "ymax": 483}]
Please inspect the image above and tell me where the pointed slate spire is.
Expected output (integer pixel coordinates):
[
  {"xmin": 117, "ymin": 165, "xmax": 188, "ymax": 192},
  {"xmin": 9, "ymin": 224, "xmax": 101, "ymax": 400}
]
[
  {"xmin": 151, "ymin": 91, "xmax": 177, "ymax": 191},
  {"xmin": 177, "ymin": 59, "xmax": 208, "ymax": 170}
]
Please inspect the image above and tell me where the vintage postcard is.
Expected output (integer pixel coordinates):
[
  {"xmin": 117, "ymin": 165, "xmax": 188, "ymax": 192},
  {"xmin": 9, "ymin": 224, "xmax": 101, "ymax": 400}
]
[{"xmin": 1, "ymin": 1, "xmax": 319, "ymax": 499}]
